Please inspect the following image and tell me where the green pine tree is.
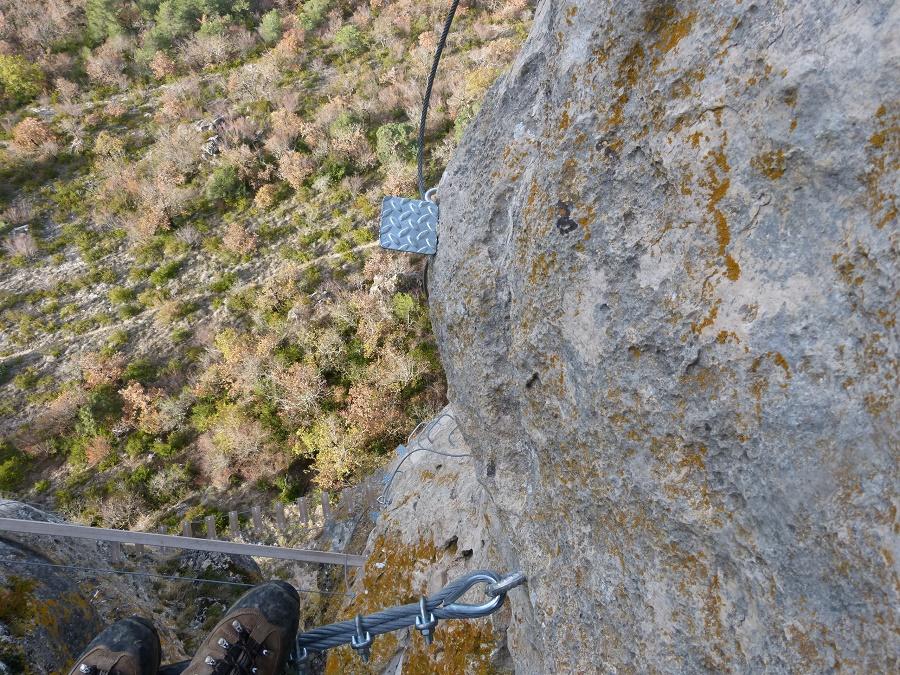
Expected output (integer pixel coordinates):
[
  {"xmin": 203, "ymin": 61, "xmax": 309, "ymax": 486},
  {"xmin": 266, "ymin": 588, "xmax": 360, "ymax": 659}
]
[{"xmin": 85, "ymin": 0, "xmax": 122, "ymax": 46}]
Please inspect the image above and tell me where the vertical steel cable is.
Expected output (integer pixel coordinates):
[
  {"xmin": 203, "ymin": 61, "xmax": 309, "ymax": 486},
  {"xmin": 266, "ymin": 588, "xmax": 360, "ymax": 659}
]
[{"xmin": 417, "ymin": 0, "xmax": 461, "ymax": 200}]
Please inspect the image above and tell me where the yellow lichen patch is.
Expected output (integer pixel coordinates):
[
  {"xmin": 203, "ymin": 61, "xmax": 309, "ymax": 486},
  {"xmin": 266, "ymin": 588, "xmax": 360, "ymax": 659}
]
[
  {"xmin": 404, "ymin": 615, "xmax": 497, "ymax": 675},
  {"xmin": 644, "ymin": 4, "xmax": 697, "ymax": 66},
  {"xmin": 770, "ymin": 351, "xmax": 791, "ymax": 378},
  {"xmin": 716, "ymin": 330, "xmax": 739, "ymax": 344},
  {"xmin": 605, "ymin": 43, "xmax": 645, "ymax": 130},
  {"xmin": 325, "ymin": 534, "xmax": 444, "ymax": 675},
  {"xmin": 718, "ymin": 17, "xmax": 739, "ymax": 46},
  {"xmin": 529, "ymin": 251, "xmax": 557, "ymax": 284},
  {"xmin": 724, "ymin": 254, "xmax": 741, "ymax": 281},
  {"xmin": 691, "ymin": 299, "xmax": 721, "ymax": 334},
  {"xmin": 863, "ymin": 103, "xmax": 898, "ymax": 229},
  {"xmin": 559, "ymin": 108, "xmax": 571, "ymax": 131},
  {"xmin": 752, "ymin": 149, "xmax": 786, "ymax": 179}
]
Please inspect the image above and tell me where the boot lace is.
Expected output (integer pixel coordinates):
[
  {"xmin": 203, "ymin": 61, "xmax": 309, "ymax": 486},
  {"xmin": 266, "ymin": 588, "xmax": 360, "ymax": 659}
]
[{"xmin": 205, "ymin": 620, "xmax": 273, "ymax": 675}]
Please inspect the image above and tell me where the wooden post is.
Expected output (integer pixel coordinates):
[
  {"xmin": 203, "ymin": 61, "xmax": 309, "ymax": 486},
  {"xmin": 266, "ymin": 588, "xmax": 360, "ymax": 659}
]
[
  {"xmin": 274, "ymin": 502, "xmax": 286, "ymax": 532},
  {"xmin": 229, "ymin": 511, "xmax": 240, "ymax": 539},
  {"xmin": 134, "ymin": 543, "xmax": 145, "ymax": 555},
  {"xmin": 321, "ymin": 491, "xmax": 331, "ymax": 522},
  {"xmin": 158, "ymin": 525, "xmax": 167, "ymax": 551},
  {"xmin": 252, "ymin": 506, "xmax": 263, "ymax": 535},
  {"xmin": 205, "ymin": 515, "xmax": 217, "ymax": 540},
  {"xmin": 296, "ymin": 497, "xmax": 309, "ymax": 525},
  {"xmin": 110, "ymin": 541, "xmax": 123, "ymax": 564},
  {"xmin": 183, "ymin": 520, "xmax": 192, "ymax": 538}
]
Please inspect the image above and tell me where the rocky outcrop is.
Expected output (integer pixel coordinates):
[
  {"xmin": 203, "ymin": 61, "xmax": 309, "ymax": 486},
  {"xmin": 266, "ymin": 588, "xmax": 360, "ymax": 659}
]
[
  {"xmin": 0, "ymin": 500, "xmax": 259, "ymax": 670},
  {"xmin": 326, "ymin": 410, "xmax": 523, "ymax": 674},
  {"xmin": 430, "ymin": 0, "xmax": 898, "ymax": 672}
]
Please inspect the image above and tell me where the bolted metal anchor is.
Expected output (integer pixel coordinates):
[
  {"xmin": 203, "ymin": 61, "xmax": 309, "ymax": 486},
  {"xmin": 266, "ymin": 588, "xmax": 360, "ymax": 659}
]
[
  {"xmin": 351, "ymin": 614, "xmax": 373, "ymax": 662},
  {"xmin": 414, "ymin": 596, "xmax": 438, "ymax": 645}
]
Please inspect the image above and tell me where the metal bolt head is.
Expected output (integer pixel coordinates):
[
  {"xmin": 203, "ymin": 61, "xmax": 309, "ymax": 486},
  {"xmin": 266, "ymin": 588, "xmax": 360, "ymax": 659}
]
[
  {"xmin": 217, "ymin": 637, "xmax": 230, "ymax": 649},
  {"xmin": 79, "ymin": 665, "xmax": 93, "ymax": 674},
  {"xmin": 232, "ymin": 619, "xmax": 244, "ymax": 633},
  {"xmin": 205, "ymin": 656, "xmax": 217, "ymax": 666}
]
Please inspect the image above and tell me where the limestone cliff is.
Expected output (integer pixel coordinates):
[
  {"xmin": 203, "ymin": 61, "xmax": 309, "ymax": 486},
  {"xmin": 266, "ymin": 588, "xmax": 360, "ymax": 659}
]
[{"xmin": 425, "ymin": 0, "xmax": 898, "ymax": 671}]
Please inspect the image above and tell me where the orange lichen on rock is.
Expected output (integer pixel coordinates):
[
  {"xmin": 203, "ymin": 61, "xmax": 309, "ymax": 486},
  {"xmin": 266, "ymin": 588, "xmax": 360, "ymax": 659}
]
[
  {"xmin": 324, "ymin": 534, "xmax": 440, "ymax": 675},
  {"xmin": 752, "ymin": 149, "xmax": 786, "ymax": 179},
  {"xmin": 864, "ymin": 103, "xmax": 898, "ymax": 229},
  {"xmin": 644, "ymin": 4, "xmax": 697, "ymax": 66},
  {"xmin": 691, "ymin": 299, "xmax": 721, "ymax": 334}
]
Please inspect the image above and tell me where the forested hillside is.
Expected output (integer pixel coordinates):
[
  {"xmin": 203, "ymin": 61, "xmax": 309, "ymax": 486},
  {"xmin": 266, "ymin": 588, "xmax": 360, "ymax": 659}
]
[{"xmin": 0, "ymin": 0, "xmax": 531, "ymax": 530}]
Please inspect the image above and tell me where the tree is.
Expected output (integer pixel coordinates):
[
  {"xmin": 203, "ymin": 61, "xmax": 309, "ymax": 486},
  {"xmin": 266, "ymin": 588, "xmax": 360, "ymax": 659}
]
[
  {"xmin": 375, "ymin": 122, "xmax": 416, "ymax": 166},
  {"xmin": 0, "ymin": 55, "xmax": 44, "ymax": 111},
  {"xmin": 86, "ymin": 0, "xmax": 122, "ymax": 46},
  {"xmin": 332, "ymin": 24, "xmax": 363, "ymax": 56},
  {"xmin": 205, "ymin": 165, "xmax": 246, "ymax": 203},
  {"xmin": 259, "ymin": 9, "xmax": 282, "ymax": 44},
  {"xmin": 298, "ymin": 0, "xmax": 331, "ymax": 31}
]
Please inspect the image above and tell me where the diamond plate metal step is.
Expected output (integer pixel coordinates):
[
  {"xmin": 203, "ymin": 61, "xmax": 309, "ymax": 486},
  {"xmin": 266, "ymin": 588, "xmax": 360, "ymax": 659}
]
[{"xmin": 379, "ymin": 195, "xmax": 439, "ymax": 254}]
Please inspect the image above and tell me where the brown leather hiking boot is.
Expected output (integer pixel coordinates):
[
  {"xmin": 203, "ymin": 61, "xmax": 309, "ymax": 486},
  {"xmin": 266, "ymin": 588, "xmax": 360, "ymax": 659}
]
[
  {"xmin": 183, "ymin": 580, "xmax": 300, "ymax": 675},
  {"xmin": 69, "ymin": 616, "xmax": 161, "ymax": 675}
]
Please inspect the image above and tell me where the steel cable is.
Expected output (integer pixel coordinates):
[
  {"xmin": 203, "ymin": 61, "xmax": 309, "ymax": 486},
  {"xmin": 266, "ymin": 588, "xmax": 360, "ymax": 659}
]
[
  {"xmin": 296, "ymin": 570, "xmax": 524, "ymax": 653},
  {"xmin": 417, "ymin": 0, "xmax": 461, "ymax": 199}
]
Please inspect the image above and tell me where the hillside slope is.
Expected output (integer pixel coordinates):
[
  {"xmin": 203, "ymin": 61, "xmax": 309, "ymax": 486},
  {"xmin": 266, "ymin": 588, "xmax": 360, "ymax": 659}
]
[{"xmin": 0, "ymin": 0, "xmax": 531, "ymax": 542}]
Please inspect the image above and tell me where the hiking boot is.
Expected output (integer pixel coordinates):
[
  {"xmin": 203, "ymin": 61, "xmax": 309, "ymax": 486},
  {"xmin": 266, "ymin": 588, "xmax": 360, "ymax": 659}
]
[
  {"xmin": 69, "ymin": 616, "xmax": 161, "ymax": 675},
  {"xmin": 183, "ymin": 580, "xmax": 300, "ymax": 675}
]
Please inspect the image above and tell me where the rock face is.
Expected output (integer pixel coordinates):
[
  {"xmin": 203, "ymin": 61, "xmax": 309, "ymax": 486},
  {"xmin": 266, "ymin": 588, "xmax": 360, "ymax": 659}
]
[
  {"xmin": 326, "ymin": 409, "xmax": 522, "ymax": 674},
  {"xmin": 430, "ymin": 1, "xmax": 898, "ymax": 672}
]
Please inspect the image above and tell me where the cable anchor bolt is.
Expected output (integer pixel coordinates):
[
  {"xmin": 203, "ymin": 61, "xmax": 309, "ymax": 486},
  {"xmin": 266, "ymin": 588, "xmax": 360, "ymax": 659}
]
[
  {"xmin": 351, "ymin": 614, "xmax": 373, "ymax": 662},
  {"xmin": 486, "ymin": 571, "xmax": 527, "ymax": 598},
  {"xmin": 414, "ymin": 596, "xmax": 439, "ymax": 645}
]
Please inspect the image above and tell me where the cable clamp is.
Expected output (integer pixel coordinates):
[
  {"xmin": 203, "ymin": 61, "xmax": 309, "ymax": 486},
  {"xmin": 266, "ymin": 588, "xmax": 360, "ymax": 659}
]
[
  {"xmin": 414, "ymin": 596, "xmax": 439, "ymax": 645},
  {"xmin": 351, "ymin": 614, "xmax": 372, "ymax": 662}
]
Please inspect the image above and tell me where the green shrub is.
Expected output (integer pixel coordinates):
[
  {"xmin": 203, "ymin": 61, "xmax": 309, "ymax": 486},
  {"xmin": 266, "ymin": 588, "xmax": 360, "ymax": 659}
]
[
  {"xmin": 205, "ymin": 165, "xmax": 246, "ymax": 203},
  {"xmin": 333, "ymin": 25, "xmax": 363, "ymax": 56},
  {"xmin": 375, "ymin": 122, "xmax": 416, "ymax": 165},
  {"xmin": 0, "ymin": 442, "xmax": 27, "ymax": 491},
  {"xmin": 298, "ymin": 0, "xmax": 331, "ymax": 31},
  {"xmin": 149, "ymin": 259, "xmax": 183, "ymax": 286},
  {"xmin": 125, "ymin": 432, "xmax": 151, "ymax": 458},
  {"xmin": 0, "ymin": 55, "xmax": 44, "ymax": 110},
  {"xmin": 126, "ymin": 464, "xmax": 153, "ymax": 489},
  {"xmin": 119, "ymin": 304, "xmax": 142, "ymax": 319},
  {"xmin": 105, "ymin": 329, "xmax": 129, "ymax": 351},
  {"xmin": 209, "ymin": 271, "xmax": 237, "ymax": 293},
  {"xmin": 391, "ymin": 292, "xmax": 416, "ymax": 323},
  {"xmin": 108, "ymin": 286, "xmax": 136, "ymax": 304},
  {"xmin": 86, "ymin": 0, "xmax": 123, "ymax": 45},
  {"xmin": 259, "ymin": 9, "xmax": 282, "ymax": 43},
  {"xmin": 12, "ymin": 367, "xmax": 39, "ymax": 391},
  {"xmin": 123, "ymin": 358, "xmax": 156, "ymax": 384},
  {"xmin": 33, "ymin": 478, "xmax": 51, "ymax": 493}
]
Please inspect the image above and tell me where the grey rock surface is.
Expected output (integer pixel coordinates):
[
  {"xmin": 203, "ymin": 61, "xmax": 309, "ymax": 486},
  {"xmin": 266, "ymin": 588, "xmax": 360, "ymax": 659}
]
[
  {"xmin": 325, "ymin": 409, "xmax": 525, "ymax": 674},
  {"xmin": 430, "ymin": 0, "xmax": 898, "ymax": 672}
]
